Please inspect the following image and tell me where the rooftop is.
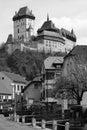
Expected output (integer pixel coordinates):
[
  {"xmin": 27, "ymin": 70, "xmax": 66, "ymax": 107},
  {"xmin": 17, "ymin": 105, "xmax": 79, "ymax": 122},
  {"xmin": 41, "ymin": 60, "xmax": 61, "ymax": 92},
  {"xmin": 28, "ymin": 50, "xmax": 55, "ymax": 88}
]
[
  {"xmin": 61, "ymin": 28, "xmax": 76, "ymax": 42},
  {"xmin": 22, "ymin": 76, "xmax": 42, "ymax": 92},
  {"xmin": 3, "ymin": 71, "xmax": 27, "ymax": 84},
  {"xmin": 13, "ymin": 6, "xmax": 35, "ymax": 21},
  {"xmin": 44, "ymin": 56, "xmax": 64, "ymax": 69},
  {"xmin": 37, "ymin": 16, "xmax": 59, "ymax": 33}
]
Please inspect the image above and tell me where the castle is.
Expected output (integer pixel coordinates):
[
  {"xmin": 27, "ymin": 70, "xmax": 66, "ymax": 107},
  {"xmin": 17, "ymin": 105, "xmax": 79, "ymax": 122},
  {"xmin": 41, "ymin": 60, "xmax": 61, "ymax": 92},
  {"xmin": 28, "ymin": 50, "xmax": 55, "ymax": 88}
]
[{"xmin": 6, "ymin": 6, "xmax": 76, "ymax": 54}]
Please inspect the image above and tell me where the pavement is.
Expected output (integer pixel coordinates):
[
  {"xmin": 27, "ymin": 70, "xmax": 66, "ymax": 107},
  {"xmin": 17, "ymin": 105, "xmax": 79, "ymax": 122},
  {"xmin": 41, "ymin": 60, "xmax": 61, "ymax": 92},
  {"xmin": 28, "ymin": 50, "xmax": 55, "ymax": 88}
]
[{"xmin": 0, "ymin": 115, "xmax": 51, "ymax": 130}]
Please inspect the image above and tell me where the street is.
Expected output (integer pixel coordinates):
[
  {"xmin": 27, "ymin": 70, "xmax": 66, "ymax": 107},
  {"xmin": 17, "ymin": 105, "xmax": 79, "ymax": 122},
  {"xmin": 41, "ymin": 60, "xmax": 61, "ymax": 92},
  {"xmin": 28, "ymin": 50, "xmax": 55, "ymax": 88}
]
[
  {"xmin": 1, "ymin": 115, "xmax": 87, "ymax": 130},
  {"xmin": 0, "ymin": 116, "xmax": 41, "ymax": 130}
]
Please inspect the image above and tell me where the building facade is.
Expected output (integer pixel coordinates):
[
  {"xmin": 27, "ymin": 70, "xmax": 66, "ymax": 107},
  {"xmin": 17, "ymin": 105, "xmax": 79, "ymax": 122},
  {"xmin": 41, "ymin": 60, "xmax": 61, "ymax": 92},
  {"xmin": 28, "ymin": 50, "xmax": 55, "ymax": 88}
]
[
  {"xmin": 0, "ymin": 71, "xmax": 27, "ymax": 100},
  {"xmin": 62, "ymin": 45, "xmax": 87, "ymax": 106},
  {"xmin": 22, "ymin": 77, "xmax": 42, "ymax": 108},
  {"xmin": 36, "ymin": 16, "xmax": 76, "ymax": 53},
  {"xmin": 41, "ymin": 56, "xmax": 64, "ymax": 103},
  {"xmin": 13, "ymin": 6, "xmax": 35, "ymax": 42}
]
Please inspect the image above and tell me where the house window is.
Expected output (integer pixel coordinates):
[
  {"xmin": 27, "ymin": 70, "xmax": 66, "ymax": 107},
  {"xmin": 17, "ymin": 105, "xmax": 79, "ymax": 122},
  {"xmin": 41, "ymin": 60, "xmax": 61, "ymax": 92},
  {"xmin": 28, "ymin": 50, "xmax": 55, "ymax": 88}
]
[
  {"xmin": 17, "ymin": 85, "xmax": 19, "ymax": 91},
  {"xmin": 21, "ymin": 86, "xmax": 23, "ymax": 91},
  {"xmin": 46, "ymin": 72, "xmax": 54, "ymax": 80},
  {"xmin": 34, "ymin": 83, "xmax": 38, "ymax": 89}
]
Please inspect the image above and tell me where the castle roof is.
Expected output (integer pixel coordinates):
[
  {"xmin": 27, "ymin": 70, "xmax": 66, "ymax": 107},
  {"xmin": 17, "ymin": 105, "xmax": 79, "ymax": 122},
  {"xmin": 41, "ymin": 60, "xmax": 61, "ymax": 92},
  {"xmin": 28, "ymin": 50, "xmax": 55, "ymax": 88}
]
[
  {"xmin": 13, "ymin": 6, "xmax": 35, "ymax": 21},
  {"xmin": 37, "ymin": 16, "xmax": 59, "ymax": 33},
  {"xmin": 61, "ymin": 28, "xmax": 76, "ymax": 42}
]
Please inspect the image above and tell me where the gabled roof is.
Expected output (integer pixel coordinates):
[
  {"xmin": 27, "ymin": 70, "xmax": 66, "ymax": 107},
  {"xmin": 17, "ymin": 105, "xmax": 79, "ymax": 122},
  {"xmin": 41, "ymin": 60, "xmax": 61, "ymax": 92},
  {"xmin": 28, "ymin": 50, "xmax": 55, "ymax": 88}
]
[
  {"xmin": 13, "ymin": 6, "xmax": 35, "ymax": 21},
  {"xmin": 0, "ymin": 80, "xmax": 12, "ymax": 95},
  {"xmin": 3, "ymin": 71, "xmax": 27, "ymax": 84},
  {"xmin": 44, "ymin": 56, "xmax": 64, "ymax": 69}
]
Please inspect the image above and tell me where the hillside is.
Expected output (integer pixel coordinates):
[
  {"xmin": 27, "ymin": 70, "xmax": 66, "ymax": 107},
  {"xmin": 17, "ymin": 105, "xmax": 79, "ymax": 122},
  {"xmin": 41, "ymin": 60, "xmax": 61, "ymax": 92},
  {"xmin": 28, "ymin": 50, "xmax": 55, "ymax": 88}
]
[
  {"xmin": 0, "ymin": 43, "xmax": 66, "ymax": 81},
  {"xmin": 0, "ymin": 44, "xmax": 50, "ymax": 81}
]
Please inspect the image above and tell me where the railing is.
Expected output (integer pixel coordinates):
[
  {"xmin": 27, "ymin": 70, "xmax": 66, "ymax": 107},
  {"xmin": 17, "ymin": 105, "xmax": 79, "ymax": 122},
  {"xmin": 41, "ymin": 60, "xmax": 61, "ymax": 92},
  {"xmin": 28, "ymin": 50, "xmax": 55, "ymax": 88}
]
[{"xmin": 9, "ymin": 114, "xmax": 70, "ymax": 130}]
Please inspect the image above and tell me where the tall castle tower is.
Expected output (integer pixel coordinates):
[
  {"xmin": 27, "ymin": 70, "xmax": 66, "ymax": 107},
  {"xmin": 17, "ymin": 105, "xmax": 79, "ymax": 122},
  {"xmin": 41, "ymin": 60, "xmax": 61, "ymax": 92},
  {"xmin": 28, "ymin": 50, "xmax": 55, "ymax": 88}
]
[{"xmin": 13, "ymin": 6, "xmax": 35, "ymax": 42}]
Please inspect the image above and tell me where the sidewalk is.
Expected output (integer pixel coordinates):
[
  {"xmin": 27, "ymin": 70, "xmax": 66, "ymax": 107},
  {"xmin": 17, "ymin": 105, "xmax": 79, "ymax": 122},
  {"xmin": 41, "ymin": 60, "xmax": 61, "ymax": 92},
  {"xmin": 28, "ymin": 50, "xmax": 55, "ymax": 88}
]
[{"xmin": 0, "ymin": 115, "xmax": 51, "ymax": 130}]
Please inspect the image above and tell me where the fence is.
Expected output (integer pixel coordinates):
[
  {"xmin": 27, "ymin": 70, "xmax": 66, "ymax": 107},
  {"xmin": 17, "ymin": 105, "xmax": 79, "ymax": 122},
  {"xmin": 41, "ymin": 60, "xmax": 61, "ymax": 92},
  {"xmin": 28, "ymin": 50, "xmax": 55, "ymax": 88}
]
[{"xmin": 9, "ymin": 114, "xmax": 70, "ymax": 130}]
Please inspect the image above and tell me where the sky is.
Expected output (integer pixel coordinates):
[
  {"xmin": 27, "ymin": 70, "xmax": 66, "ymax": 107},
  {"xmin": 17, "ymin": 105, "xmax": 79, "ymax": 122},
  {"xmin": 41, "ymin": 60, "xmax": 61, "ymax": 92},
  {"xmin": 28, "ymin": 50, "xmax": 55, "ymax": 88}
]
[{"xmin": 0, "ymin": 0, "xmax": 87, "ymax": 45}]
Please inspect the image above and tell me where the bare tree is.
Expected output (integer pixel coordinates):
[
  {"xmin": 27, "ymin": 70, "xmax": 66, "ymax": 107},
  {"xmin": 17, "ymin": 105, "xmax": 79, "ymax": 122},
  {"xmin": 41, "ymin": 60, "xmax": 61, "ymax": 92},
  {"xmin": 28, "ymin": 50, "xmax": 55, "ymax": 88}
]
[{"xmin": 54, "ymin": 55, "xmax": 87, "ymax": 105}]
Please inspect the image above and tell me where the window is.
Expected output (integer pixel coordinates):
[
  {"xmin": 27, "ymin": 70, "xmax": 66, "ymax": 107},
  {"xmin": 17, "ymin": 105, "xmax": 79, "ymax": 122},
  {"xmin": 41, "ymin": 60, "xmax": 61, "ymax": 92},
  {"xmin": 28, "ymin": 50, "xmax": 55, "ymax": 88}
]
[
  {"xmin": 46, "ymin": 72, "xmax": 54, "ymax": 80},
  {"xmin": 18, "ymin": 29, "xmax": 19, "ymax": 33},
  {"xmin": 34, "ymin": 83, "xmax": 38, "ymax": 89},
  {"xmin": 21, "ymin": 86, "xmax": 23, "ymax": 91},
  {"xmin": 2, "ymin": 77, "xmax": 4, "ymax": 80},
  {"xmin": 17, "ymin": 85, "xmax": 19, "ymax": 91}
]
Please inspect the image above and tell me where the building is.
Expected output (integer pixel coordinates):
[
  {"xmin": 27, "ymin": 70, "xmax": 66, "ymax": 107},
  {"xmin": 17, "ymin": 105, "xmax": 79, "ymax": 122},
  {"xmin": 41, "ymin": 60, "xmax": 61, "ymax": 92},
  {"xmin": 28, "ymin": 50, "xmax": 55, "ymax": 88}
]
[
  {"xmin": 0, "ymin": 71, "xmax": 27, "ymax": 100},
  {"xmin": 36, "ymin": 16, "xmax": 76, "ymax": 53},
  {"xmin": 22, "ymin": 76, "xmax": 42, "ymax": 108},
  {"xmin": 6, "ymin": 7, "xmax": 76, "ymax": 54},
  {"xmin": 62, "ymin": 45, "xmax": 87, "ymax": 106},
  {"xmin": 13, "ymin": 6, "xmax": 35, "ymax": 42},
  {"xmin": 61, "ymin": 28, "xmax": 76, "ymax": 53},
  {"xmin": 36, "ymin": 16, "xmax": 65, "ymax": 53},
  {"xmin": 41, "ymin": 56, "xmax": 64, "ymax": 103}
]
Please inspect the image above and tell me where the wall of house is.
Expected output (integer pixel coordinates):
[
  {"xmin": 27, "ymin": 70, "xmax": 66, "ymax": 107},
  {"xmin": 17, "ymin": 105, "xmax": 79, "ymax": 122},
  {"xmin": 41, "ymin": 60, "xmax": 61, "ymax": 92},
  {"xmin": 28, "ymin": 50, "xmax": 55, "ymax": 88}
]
[
  {"xmin": 0, "ymin": 94, "xmax": 12, "ymax": 102},
  {"xmin": 12, "ymin": 82, "xmax": 26, "ymax": 99},
  {"xmin": 0, "ymin": 72, "xmax": 13, "ymax": 95},
  {"xmin": 0, "ymin": 72, "xmax": 26, "ymax": 99},
  {"xmin": 23, "ymin": 82, "xmax": 41, "ymax": 105}
]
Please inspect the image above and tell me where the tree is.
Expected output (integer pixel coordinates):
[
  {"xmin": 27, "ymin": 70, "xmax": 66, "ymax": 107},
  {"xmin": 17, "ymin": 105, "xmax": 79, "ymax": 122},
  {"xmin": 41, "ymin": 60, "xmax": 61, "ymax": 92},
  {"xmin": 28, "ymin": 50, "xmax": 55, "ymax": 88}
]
[{"xmin": 54, "ymin": 55, "xmax": 87, "ymax": 105}]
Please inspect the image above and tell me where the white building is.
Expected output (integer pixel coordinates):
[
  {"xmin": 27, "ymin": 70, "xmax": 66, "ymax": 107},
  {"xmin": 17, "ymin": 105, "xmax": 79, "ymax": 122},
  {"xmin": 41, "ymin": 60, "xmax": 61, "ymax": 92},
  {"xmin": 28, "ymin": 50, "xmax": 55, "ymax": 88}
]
[{"xmin": 36, "ymin": 16, "xmax": 76, "ymax": 53}]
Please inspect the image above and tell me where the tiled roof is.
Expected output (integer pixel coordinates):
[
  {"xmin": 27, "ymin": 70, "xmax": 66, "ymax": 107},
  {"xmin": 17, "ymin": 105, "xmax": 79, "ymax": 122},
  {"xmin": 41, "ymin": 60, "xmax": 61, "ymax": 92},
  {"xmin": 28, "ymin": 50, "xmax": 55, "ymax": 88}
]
[
  {"xmin": 37, "ymin": 19, "xmax": 58, "ymax": 33},
  {"xmin": 3, "ymin": 71, "xmax": 27, "ymax": 84},
  {"xmin": 13, "ymin": 6, "xmax": 35, "ymax": 21},
  {"xmin": 0, "ymin": 80, "xmax": 12, "ymax": 95},
  {"xmin": 44, "ymin": 56, "xmax": 64, "ymax": 69},
  {"xmin": 61, "ymin": 28, "xmax": 76, "ymax": 42}
]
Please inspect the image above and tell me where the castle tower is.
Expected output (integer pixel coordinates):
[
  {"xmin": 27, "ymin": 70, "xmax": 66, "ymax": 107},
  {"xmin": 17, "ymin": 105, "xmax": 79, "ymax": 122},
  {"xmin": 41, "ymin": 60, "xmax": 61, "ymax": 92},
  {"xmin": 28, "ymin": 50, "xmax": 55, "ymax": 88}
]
[{"xmin": 13, "ymin": 6, "xmax": 35, "ymax": 42}]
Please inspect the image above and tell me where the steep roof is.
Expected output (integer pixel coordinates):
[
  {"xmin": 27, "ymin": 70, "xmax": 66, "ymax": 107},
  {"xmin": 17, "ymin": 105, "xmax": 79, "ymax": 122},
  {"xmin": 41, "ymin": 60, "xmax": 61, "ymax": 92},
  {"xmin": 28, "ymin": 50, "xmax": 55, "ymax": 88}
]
[
  {"xmin": 13, "ymin": 6, "xmax": 35, "ymax": 21},
  {"xmin": 44, "ymin": 56, "xmax": 64, "ymax": 69},
  {"xmin": 61, "ymin": 28, "xmax": 76, "ymax": 42},
  {"xmin": 0, "ymin": 80, "xmax": 12, "ymax": 95},
  {"xmin": 37, "ymin": 17, "xmax": 59, "ymax": 33},
  {"xmin": 3, "ymin": 71, "xmax": 27, "ymax": 84}
]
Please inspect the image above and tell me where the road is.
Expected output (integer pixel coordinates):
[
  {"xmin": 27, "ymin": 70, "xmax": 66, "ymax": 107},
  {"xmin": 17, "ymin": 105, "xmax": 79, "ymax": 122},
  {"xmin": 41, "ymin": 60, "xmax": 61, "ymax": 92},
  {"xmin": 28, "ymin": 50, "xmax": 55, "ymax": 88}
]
[{"xmin": 0, "ymin": 116, "xmax": 41, "ymax": 130}]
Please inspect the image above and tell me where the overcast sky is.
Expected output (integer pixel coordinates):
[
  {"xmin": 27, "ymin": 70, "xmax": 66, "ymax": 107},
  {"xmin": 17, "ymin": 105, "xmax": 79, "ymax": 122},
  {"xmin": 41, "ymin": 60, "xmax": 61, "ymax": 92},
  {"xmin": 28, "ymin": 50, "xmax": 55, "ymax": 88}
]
[{"xmin": 0, "ymin": 0, "xmax": 87, "ymax": 45}]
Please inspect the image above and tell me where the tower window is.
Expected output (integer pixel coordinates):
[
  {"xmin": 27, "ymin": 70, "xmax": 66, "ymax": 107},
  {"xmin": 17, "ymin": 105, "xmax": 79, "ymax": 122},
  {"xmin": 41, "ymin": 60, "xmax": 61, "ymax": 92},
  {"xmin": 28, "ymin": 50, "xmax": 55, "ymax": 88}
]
[{"xmin": 18, "ymin": 29, "xmax": 19, "ymax": 33}]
